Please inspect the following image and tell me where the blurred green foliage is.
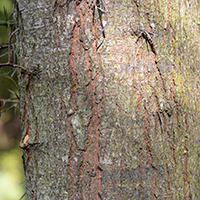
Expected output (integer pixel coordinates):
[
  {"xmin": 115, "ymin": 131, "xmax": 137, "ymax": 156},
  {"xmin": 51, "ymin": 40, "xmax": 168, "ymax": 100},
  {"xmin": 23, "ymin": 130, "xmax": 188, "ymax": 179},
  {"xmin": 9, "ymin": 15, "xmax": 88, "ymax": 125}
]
[
  {"xmin": 0, "ymin": 149, "xmax": 25, "ymax": 200},
  {"xmin": 0, "ymin": 0, "xmax": 26, "ymax": 200},
  {"xmin": 0, "ymin": 0, "xmax": 13, "ymax": 44}
]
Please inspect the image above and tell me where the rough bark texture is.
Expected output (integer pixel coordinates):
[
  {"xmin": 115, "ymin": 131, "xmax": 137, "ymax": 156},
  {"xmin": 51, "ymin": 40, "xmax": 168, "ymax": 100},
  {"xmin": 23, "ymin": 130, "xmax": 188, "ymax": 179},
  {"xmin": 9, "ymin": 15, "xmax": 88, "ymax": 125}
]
[{"xmin": 14, "ymin": 0, "xmax": 200, "ymax": 199}]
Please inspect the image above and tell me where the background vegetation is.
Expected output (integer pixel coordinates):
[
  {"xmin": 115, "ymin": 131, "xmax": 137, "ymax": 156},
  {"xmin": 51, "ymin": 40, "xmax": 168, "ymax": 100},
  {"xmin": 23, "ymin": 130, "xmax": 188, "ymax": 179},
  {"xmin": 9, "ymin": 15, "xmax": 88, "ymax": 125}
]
[{"xmin": 0, "ymin": 0, "xmax": 25, "ymax": 199}]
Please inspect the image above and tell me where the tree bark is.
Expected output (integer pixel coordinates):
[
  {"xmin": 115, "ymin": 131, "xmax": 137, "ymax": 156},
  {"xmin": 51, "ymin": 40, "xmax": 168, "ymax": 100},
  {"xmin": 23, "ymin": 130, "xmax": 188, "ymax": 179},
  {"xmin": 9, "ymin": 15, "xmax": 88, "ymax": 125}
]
[{"xmin": 14, "ymin": 0, "xmax": 200, "ymax": 199}]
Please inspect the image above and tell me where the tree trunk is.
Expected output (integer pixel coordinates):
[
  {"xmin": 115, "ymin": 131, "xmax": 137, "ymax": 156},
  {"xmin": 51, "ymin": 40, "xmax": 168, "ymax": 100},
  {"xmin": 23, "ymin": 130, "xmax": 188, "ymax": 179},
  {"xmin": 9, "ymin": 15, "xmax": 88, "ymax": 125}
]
[{"xmin": 14, "ymin": 0, "xmax": 200, "ymax": 199}]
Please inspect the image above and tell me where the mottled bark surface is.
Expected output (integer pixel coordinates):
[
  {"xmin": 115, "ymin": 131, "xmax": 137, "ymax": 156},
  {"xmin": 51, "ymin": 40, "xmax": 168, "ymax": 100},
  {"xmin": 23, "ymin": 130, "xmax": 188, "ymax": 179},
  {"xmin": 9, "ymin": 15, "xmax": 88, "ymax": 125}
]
[{"xmin": 14, "ymin": 0, "xmax": 200, "ymax": 199}]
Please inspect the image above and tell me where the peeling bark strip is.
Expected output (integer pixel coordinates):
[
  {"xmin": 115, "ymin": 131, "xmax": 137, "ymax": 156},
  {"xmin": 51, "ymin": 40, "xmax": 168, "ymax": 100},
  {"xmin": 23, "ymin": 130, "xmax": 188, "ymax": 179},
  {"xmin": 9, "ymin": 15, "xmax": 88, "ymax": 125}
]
[
  {"xmin": 69, "ymin": 1, "xmax": 104, "ymax": 199},
  {"xmin": 15, "ymin": 0, "xmax": 200, "ymax": 199}
]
